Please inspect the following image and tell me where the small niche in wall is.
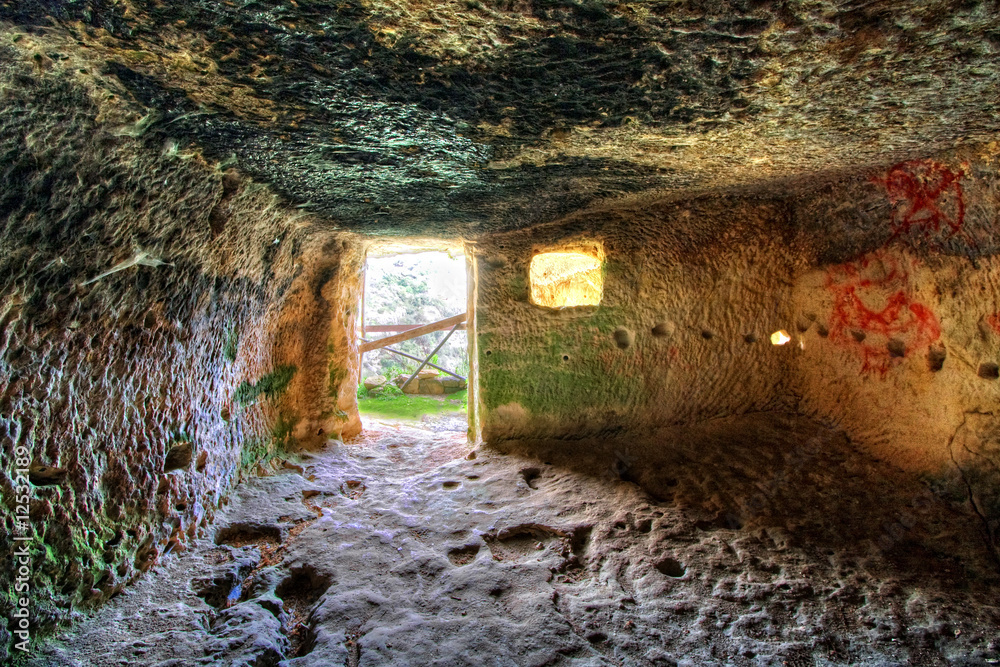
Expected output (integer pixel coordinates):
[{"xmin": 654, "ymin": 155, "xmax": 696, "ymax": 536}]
[{"xmin": 529, "ymin": 245, "xmax": 603, "ymax": 308}]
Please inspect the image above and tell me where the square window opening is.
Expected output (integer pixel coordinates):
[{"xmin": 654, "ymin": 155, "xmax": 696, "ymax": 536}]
[{"xmin": 529, "ymin": 248, "xmax": 604, "ymax": 308}]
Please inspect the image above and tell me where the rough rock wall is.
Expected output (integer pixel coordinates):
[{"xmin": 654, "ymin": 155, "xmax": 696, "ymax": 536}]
[
  {"xmin": 0, "ymin": 51, "xmax": 356, "ymax": 636},
  {"xmin": 475, "ymin": 199, "xmax": 805, "ymax": 442},
  {"xmin": 271, "ymin": 235, "xmax": 363, "ymax": 449},
  {"xmin": 477, "ymin": 144, "xmax": 1000, "ymax": 555},
  {"xmin": 789, "ymin": 147, "xmax": 1000, "ymax": 550}
]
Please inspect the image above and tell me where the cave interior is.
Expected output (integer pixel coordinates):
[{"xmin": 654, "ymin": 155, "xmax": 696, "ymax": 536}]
[{"xmin": 2, "ymin": 1, "xmax": 1000, "ymax": 664}]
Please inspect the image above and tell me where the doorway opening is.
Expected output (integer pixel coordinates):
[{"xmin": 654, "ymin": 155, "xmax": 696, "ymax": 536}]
[{"xmin": 357, "ymin": 246, "xmax": 473, "ymax": 436}]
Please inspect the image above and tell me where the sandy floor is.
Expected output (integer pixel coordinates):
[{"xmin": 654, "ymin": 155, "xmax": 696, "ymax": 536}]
[{"xmin": 30, "ymin": 413, "xmax": 1000, "ymax": 666}]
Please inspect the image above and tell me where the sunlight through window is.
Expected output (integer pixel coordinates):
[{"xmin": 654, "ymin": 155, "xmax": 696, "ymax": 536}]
[{"xmin": 529, "ymin": 251, "xmax": 603, "ymax": 308}]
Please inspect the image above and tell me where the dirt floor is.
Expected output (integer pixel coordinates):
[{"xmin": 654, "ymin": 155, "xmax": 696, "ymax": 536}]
[{"xmin": 29, "ymin": 413, "xmax": 1000, "ymax": 666}]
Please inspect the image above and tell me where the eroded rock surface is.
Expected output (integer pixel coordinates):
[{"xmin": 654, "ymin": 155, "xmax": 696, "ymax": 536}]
[
  {"xmin": 4, "ymin": 2, "xmax": 1000, "ymax": 233},
  {"xmin": 31, "ymin": 417, "xmax": 1000, "ymax": 666}
]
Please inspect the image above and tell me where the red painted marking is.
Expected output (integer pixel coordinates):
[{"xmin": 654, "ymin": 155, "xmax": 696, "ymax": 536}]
[
  {"xmin": 873, "ymin": 160, "xmax": 966, "ymax": 243},
  {"xmin": 825, "ymin": 251, "xmax": 941, "ymax": 376},
  {"xmin": 988, "ymin": 312, "xmax": 1000, "ymax": 335}
]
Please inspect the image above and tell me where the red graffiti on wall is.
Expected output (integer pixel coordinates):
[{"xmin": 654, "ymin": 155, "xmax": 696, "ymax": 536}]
[
  {"xmin": 873, "ymin": 160, "xmax": 966, "ymax": 242},
  {"xmin": 825, "ymin": 251, "xmax": 941, "ymax": 376}
]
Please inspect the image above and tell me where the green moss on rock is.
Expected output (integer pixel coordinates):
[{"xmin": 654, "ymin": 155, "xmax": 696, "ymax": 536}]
[
  {"xmin": 479, "ymin": 306, "xmax": 641, "ymax": 421},
  {"xmin": 222, "ymin": 323, "xmax": 239, "ymax": 362},
  {"xmin": 234, "ymin": 365, "xmax": 297, "ymax": 406},
  {"xmin": 240, "ymin": 436, "xmax": 270, "ymax": 469},
  {"xmin": 328, "ymin": 364, "xmax": 347, "ymax": 397}
]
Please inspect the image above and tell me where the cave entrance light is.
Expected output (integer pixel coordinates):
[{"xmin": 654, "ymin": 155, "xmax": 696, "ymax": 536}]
[{"xmin": 358, "ymin": 246, "xmax": 473, "ymax": 435}]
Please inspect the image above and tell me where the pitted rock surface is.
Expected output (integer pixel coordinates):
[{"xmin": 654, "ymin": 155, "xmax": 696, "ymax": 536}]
[
  {"xmin": 4, "ymin": 2, "xmax": 1000, "ymax": 233},
  {"xmin": 29, "ymin": 416, "xmax": 1000, "ymax": 666}
]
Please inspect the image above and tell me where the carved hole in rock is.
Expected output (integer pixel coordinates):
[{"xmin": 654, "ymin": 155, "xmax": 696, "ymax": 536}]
[
  {"xmin": 651, "ymin": 321, "xmax": 674, "ymax": 337},
  {"xmin": 275, "ymin": 565, "xmax": 332, "ymax": 610},
  {"xmin": 529, "ymin": 249, "xmax": 603, "ymax": 308},
  {"xmin": 340, "ymin": 479, "xmax": 366, "ymax": 499},
  {"xmin": 929, "ymin": 344, "xmax": 947, "ymax": 371},
  {"xmin": 569, "ymin": 526, "xmax": 593, "ymax": 561},
  {"xmin": 520, "ymin": 467, "xmax": 541, "ymax": 489},
  {"xmin": 193, "ymin": 569, "xmax": 246, "ymax": 609},
  {"xmin": 163, "ymin": 442, "xmax": 193, "ymax": 472},
  {"xmin": 277, "ymin": 566, "xmax": 332, "ymax": 658},
  {"xmin": 655, "ymin": 557, "xmax": 686, "ymax": 578},
  {"xmin": 28, "ymin": 464, "xmax": 67, "ymax": 486},
  {"xmin": 484, "ymin": 524, "xmax": 568, "ymax": 562},
  {"xmin": 978, "ymin": 362, "xmax": 999, "ymax": 379},
  {"xmin": 215, "ymin": 523, "xmax": 282, "ymax": 547},
  {"xmin": 695, "ymin": 511, "xmax": 743, "ymax": 531},
  {"xmin": 448, "ymin": 543, "xmax": 481, "ymax": 566},
  {"xmin": 613, "ymin": 327, "xmax": 634, "ymax": 349}
]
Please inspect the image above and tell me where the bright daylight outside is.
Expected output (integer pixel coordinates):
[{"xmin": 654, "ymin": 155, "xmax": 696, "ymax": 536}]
[{"xmin": 358, "ymin": 251, "xmax": 468, "ymax": 432}]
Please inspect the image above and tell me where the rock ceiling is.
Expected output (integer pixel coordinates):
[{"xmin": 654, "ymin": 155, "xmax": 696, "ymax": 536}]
[{"xmin": 3, "ymin": 0, "xmax": 1000, "ymax": 234}]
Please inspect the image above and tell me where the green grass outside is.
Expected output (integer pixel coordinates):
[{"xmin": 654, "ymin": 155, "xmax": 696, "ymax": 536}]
[{"xmin": 358, "ymin": 388, "xmax": 468, "ymax": 421}]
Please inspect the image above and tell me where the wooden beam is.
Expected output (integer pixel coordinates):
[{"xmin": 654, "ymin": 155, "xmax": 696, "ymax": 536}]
[
  {"xmin": 359, "ymin": 313, "xmax": 467, "ymax": 353},
  {"xmin": 358, "ymin": 339, "xmax": 466, "ymax": 380},
  {"xmin": 365, "ymin": 323, "xmax": 467, "ymax": 333},
  {"xmin": 400, "ymin": 324, "xmax": 459, "ymax": 390}
]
